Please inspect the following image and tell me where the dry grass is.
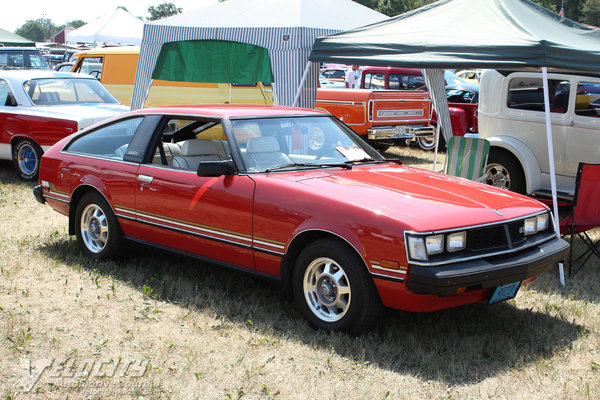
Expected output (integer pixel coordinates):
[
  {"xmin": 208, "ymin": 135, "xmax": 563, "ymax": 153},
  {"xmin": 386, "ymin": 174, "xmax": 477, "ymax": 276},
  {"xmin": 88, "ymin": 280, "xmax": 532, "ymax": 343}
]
[{"xmin": 0, "ymin": 150, "xmax": 599, "ymax": 400}]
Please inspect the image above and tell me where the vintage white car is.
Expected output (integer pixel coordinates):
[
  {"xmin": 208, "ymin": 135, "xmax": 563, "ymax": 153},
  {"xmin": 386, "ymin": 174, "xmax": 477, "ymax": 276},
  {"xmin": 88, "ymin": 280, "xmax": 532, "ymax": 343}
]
[
  {"xmin": 0, "ymin": 70, "xmax": 128, "ymax": 180},
  {"xmin": 479, "ymin": 69, "xmax": 600, "ymax": 201}
]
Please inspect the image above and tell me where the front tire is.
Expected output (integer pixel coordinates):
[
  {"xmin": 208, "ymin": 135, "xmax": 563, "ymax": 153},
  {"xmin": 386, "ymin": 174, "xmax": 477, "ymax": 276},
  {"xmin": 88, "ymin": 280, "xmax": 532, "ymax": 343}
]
[
  {"xmin": 12, "ymin": 139, "xmax": 43, "ymax": 181},
  {"xmin": 292, "ymin": 239, "xmax": 381, "ymax": 333},
  {"xmin": 75, "ymin": 192, "xmax": 122, "ymax": 259},
  {"xmin": 485, "ymin": 150, "xmax": 526, "ymax": 194}
]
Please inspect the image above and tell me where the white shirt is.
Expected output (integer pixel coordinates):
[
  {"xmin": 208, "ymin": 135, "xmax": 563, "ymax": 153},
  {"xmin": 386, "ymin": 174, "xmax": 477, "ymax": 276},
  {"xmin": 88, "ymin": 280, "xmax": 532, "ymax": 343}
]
[{"xmin": 345, "ymin": 69, "xmax": 360, "ymax": 88}]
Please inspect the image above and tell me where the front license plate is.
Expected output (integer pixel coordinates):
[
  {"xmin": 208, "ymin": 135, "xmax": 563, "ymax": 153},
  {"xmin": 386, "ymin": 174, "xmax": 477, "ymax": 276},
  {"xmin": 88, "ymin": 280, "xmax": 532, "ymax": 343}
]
[{"xmin": 488, "ymin": 281, "xmax": 522, "ymax": 305}]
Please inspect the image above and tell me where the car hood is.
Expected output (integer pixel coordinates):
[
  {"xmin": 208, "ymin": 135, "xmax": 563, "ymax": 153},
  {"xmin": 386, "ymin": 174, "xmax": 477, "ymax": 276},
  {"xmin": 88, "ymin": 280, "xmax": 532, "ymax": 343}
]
[{"xmin": 276, "ymin": 163, "xmax": 546, "ymax": 232}]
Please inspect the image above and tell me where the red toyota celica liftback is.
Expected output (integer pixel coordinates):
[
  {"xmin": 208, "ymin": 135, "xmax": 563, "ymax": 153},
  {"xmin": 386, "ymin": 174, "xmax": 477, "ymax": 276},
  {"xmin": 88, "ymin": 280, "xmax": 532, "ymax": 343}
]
[{"xmin": 33, "ymin": 105, "xmax": 569, "ymax": 332}]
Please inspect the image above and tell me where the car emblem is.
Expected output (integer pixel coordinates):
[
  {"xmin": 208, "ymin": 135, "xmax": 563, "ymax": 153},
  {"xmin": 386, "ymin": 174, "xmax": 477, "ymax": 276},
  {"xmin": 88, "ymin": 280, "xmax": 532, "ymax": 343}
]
[{"xmin": 492, "ymin": 209, "xmax": 503, "ymax": 216}]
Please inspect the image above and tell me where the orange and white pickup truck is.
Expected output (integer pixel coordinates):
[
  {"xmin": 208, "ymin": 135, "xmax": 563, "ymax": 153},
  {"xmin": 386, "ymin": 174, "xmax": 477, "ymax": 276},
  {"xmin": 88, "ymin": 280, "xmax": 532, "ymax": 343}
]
[{"xmin": 315, "ymin": 88, "xmax": 435, "ymax": 151}]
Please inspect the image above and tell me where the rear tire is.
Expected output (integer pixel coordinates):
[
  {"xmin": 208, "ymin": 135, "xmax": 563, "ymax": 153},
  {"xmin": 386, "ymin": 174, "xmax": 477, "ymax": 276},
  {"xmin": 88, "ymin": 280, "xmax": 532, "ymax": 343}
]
[
  {"xmin": 75, "ymin": 192, "xmax": 122, "ymax": 259},
  {"xmin": 12, "ymin": 139, "xmax": 43, "ymax": 181},
  {"xmin": 292, "ymin": 238, "xmax": 381, "ymax": 333},
  {"xmin": 485, "ymin": 150, "xmax": 526, "ymax": 194}
]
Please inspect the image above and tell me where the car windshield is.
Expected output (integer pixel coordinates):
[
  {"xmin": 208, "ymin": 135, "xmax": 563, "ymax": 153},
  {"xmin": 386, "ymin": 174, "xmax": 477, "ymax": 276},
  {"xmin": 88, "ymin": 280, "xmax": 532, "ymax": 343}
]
[
  {"xmin": 23, "ymin": 78, "xmax": 120, "ymax": 105},
  {"xmin": 0, "ymin": 50, "xmax": 49, "ymax": 69},
  {"xmin": 230, "ymin": 116, "xmax": 383, "ymax": 172}
]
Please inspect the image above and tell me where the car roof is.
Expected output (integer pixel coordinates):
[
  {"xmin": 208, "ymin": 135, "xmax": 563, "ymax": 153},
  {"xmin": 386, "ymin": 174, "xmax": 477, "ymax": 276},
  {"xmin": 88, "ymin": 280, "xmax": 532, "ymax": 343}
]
[
  {"xmin": 446, "ymin": 82, "xmax": 480, "ymax": 92},
  {"xmin": 130, "ymin": 104, "xmax": 330, "ymax": 118},
  {"xmin": 0, "ymin": 47, "xmax": 42, "ymax": 51},
  {"xmin": 75, "ymin": 46, "xmax": 140, "ymax": 56},
  {"xmin": 0, "ymin": 69, "xmax": 95, "ymax": 81},
  {"xmin": 361, "ymin": 66, "xmax": 422, "ymax": 74}
]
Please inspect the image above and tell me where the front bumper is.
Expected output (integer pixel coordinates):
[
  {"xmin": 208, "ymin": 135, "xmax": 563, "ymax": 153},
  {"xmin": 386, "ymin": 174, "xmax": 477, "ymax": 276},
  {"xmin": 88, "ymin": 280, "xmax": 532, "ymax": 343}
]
[
  {"xmin": 367, "ymin": 125, "xmax": 435, "ymax": 141},
  {"xmin": 407, "ymin": 237, "xmax": 569, "ymax": 296},
  {"xmin": 33, "ymin": 185, "xmax": 45, "ymax": 204}
]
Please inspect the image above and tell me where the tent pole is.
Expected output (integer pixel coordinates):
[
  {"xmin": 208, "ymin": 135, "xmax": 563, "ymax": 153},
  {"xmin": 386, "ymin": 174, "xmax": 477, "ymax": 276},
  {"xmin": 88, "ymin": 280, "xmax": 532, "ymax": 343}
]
[
  {"xmin": 541, "ymin": 67, "xmax": 565, "ymax": 287},
  {"xmin": 293, "ymin": 61, "xmax": 312, "ymax": 107}
]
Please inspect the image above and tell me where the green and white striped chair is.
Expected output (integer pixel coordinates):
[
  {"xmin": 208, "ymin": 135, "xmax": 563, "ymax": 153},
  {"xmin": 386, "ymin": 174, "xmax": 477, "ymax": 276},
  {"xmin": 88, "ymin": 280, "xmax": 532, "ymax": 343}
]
[{"xmin": 444, "ymin": 136, "xmax": 490, "ymax": 182}]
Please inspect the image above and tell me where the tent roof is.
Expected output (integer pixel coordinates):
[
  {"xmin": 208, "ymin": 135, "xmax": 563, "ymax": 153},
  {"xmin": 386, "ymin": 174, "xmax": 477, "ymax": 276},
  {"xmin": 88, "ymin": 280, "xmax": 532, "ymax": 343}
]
[
  {"xmin": 66, "ymin": 9, "xmax": 143, "ymax": 45},
  {"xmin": 309, "ymin": 0, "xmax": 600, "ymax": 72},
  {"xmin": 153, "ymin": 0, "xmax": 386, "ymax": 29},
  {"xmin": 0, "ymin": 28, "xmax": 34, "ymax": 47}
]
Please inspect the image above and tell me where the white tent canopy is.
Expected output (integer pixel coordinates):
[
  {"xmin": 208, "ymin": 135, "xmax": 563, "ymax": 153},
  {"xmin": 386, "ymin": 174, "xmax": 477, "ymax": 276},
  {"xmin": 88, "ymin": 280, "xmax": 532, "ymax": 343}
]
[
  {"xmin": 66, "ymin": 9, "xmax": 143, "ymax": 45},
  {"xmin": 130, "ymin": 0, "xmax": 386, "ymax": 110}
]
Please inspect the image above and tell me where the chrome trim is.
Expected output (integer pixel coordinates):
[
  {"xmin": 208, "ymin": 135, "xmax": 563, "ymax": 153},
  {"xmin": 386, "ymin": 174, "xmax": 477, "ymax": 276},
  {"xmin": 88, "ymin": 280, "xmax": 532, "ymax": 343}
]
[
  {"xmin": 370, "ymin": 271, "xmax": 405, "ymax": 283},
  {"xmin": 44, "ymin": 194, "xmax": 70, "ymax": 204},
  {"xmin": 403, "ymin": 210, "xmax": 556, "ymax": 267},
  {"xmin": 253, "ymin": 238, "xmax": 285, "ymax": 250},
  {"xmin": 372, "ymin": 264, "xmax": 407, "ymax": 274}
]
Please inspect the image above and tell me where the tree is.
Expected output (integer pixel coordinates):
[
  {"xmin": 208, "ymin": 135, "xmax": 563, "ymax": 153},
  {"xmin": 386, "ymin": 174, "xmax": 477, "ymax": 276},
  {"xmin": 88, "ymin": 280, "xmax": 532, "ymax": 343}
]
[
  {"xmin": 147, "ymin": 2, "xmax": 182, "ymax": 21},
  {"xmin": 582, "ymin": 0, "xmax": 600, "ymax": 25},
  {"xmin": 15, "ymin": 18, "xmax": 58, "ymax": 42}
]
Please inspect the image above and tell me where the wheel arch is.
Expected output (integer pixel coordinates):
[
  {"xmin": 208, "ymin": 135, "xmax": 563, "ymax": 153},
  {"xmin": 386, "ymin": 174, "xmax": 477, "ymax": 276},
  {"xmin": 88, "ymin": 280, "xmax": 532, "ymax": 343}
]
[
  {"xmin": 487, "ymin": 136, "xmax": 542, "ymax": 194},
  {"xmin": 68, "ymin": 184, "xmax": 114, "ymax": 235},
  {"xmin": 279, "ymin": 229, "xmax": 370, "ymax": 300}
]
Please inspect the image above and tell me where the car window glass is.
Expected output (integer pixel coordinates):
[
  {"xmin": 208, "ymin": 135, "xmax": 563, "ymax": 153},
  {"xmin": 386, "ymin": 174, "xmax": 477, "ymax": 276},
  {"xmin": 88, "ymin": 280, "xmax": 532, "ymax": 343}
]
[
  {"xmin": 390, "ymin": 74, "xmax": 426, "ymax": 91},
  {"xmin": 231, "ymin": 116, "xmax": 375, "ymax": 173},
  {"xmin": 148, "ymin": 117, "xmax": 231, "ymax": 171},
  {"xmin": 66, "ymin": 117, "xmax": 143, "ymax": 160},
  {"xmin": 363, "ymin": 73, "xmax": 385, "ymax": 90},
  {"xmin": 447, "ymin": 89, "xmax": 475, "ymax": 103},
  {"xmin": 574, "ymin": 82, "xmax": 600, "ymax": 117},
  {"xmin": 507, "ymin": 77, "xmax": 569, "ymax": 113},
  {"xmin": 23, "ymin": 78, "xmax": 118, "ymax": 105},
  {"xmin": 78, "ymin": 57, "xmax": 103, "ymax": 79},
  {"xmin": 0, "ymin": 79, "xmax": 17, "ymax": 107}
]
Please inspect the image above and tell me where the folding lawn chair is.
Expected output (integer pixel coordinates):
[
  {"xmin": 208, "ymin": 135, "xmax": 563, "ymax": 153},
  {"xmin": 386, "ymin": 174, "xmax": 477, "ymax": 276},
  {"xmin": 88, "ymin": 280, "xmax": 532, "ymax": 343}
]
[{"xmin": 444, "ymin": 136, "xmax": 490, "ymax": 182}]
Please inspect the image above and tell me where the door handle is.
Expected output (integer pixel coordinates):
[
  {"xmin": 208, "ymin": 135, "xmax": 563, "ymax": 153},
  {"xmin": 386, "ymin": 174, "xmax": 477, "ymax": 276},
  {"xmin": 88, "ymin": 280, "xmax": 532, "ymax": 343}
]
[{"xmin": 138, "ymin": 174, "xmax": 154, "ymax": 184}]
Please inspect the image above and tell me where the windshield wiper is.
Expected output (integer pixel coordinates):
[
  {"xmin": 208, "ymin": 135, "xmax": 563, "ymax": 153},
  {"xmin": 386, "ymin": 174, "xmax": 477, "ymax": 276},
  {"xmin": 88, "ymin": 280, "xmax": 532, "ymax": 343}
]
[{"xmin": 264, "ymin": 162, "xmax": 353, "ymax": 172}]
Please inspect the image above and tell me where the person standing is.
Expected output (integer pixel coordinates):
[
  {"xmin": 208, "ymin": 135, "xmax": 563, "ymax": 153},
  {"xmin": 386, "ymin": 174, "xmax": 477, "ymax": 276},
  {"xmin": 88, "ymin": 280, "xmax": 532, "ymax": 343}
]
[{"xmin": 345, "ymin": 65, "xmax": 360, "ymax": 88}]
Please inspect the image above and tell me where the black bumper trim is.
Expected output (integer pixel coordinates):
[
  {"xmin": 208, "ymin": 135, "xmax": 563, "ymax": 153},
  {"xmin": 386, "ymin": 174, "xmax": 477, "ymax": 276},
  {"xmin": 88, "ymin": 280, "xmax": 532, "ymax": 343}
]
[
  {"xmin": 33, "ymin": 185, "xmax": 45, "ymax": 205},
  {"xmin": 407, "ymin": 238, "xmax": 569, "ymax": 296}
]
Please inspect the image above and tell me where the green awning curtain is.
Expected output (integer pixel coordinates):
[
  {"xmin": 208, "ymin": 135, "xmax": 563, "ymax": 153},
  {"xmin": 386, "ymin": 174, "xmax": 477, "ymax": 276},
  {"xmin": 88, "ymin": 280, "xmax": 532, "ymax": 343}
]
[{"xmin": 152, "ymin": 39, "xmax": 274, "ymax": 84}]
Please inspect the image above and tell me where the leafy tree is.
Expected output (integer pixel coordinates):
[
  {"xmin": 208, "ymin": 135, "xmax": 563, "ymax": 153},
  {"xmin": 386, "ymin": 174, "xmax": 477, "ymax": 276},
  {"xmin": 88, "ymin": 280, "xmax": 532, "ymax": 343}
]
[
  {"xmin": 147, "ymin": 2, "xmax": 182, "ymax": 21},
  {"xmin": 582, "ymin": 0, "xmax": 600, "ymax": 25},
  {"xmin": 15, "ymin": 18, "xmax": 58, "ymax": 42}
]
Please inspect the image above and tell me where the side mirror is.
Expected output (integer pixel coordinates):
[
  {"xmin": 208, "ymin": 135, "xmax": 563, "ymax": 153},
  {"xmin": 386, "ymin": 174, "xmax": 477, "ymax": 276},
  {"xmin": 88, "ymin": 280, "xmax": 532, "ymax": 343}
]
[{"xmin": 197, "ymin": 160, "xmax": 235, "ymax": 177}]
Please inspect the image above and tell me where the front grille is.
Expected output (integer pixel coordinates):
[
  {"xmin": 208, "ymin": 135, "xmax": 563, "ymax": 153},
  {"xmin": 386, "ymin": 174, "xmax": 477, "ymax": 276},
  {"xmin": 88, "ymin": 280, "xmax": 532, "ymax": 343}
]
[
  {"xmin": 408, "ymin": 211, "xmax": 556, "ymax": 266},
  {"xmin": 467, "ymin": 226, "xmax": 507, "ymax": 251}
]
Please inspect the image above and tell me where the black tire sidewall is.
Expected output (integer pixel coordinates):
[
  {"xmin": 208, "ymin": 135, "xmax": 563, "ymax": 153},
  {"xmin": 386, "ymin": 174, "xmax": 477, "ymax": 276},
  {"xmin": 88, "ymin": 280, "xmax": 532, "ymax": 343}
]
[
  {"xmin": 487, "ymin": 150, "xmax": 526, "ymax": 194},
  {"xmin": 74, "ymin": 192, "xmax": 121, "ymax": 259},
  {"xmin": 12, "ymin": 139, "xmax": 43, "ymax": 181},
  {"xmin": 292, "ymin": 238, "xmax": 379, "ymax": 332}
]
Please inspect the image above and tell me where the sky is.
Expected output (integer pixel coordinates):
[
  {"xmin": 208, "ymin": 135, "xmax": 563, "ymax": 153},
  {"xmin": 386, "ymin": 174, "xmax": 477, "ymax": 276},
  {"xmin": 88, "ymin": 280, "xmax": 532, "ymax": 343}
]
[{"xmin": 2, "ymin": 0, "xmax": 217, "ymax": 33}]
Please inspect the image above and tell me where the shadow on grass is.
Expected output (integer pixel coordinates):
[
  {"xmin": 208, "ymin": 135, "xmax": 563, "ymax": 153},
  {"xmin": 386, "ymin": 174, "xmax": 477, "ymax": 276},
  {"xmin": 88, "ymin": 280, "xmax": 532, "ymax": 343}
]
[
  {"xmin": 38, "ymin": 237, "xmax": 585, "ymax": 386},
  {"xmin": 0, "ymin": 160, "xmax": 35, "ymax": 188}
]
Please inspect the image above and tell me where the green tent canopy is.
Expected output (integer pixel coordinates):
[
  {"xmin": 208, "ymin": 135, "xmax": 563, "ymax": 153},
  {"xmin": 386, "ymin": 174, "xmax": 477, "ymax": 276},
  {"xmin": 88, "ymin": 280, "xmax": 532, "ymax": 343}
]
[
  {"xmin": 309, "ymin": 0, "xmax": 600, "ymax": 72},
  {"xmin": 152, "ymin": 39, "xmax": 274, "ymax": 84},
  {"xmin": 0, "ymin": 28, "xmax": 34, "ymax": 47}
]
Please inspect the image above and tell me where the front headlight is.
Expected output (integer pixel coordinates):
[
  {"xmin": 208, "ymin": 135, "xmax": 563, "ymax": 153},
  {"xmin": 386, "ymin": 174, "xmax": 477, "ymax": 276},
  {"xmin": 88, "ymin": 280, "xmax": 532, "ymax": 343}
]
[
  {"xmin": 425, "ymin": 234, "xmax": 444, "ymax": 255},
  {"xmin": 407, "ymin": 236, "xmax": 428, "ymax": 261},
  {"xmin": 523, "ymin": 213, "xmax": 550, "ymax": 236},
  {"xmin": 446, "ymin": 231, "xmax": 467, "ymax": 252}
]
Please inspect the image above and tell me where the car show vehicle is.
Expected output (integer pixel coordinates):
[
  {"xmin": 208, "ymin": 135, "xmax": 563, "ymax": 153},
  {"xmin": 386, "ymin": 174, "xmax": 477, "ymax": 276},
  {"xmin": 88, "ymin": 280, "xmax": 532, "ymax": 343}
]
[
  {"xmin": 479, "ymin": 69, "xmax": 600, "ymax": 198},
  {"xmin": 0, "ymin": 70, "xmax": 129, "ymax": 180},
  {"xmin": 34, "ymin": 104, "xmax": 569, "ymax": 332},
  {"xmin": 430, "ymin": 82, "xmax": 480, "ymax": 148},
  {"xmin": 0, "ymin": 47, "xmax": 49, "ymax": 70}
]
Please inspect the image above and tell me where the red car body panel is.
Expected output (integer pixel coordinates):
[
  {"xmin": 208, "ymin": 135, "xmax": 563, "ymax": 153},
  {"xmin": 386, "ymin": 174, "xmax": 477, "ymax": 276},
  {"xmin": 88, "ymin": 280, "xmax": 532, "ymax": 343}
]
[{"xmin": 0, "ymin": 112, "xmax": 78, "ymax": 147}]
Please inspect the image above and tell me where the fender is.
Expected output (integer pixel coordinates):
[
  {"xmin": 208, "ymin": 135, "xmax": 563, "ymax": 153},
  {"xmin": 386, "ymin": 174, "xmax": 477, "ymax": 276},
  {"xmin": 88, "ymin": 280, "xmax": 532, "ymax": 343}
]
[{"xmin": 487, "ymin": 135, "xmax": 542, "ymax": 194}]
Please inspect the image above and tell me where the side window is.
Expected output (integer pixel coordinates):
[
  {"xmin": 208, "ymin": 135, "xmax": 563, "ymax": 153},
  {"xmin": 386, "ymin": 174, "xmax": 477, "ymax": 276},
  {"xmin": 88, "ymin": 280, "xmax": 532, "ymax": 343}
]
[
  {"xmin": 66, "ymin": 117, "xmax": 143, "ymax": 160},
  {"xmin": 507, "ymin": 77, "xmax": 569, "ymax": 113},
  {"xmin": 575, "ymin": 82, "xmax": 600, "ymax": 117},
  {"xmin": 77, "ymin": 57, "xmax": 104, "ymax": 80},
  {"xmin": 390, "ymin": 74, "xmax": 426, "ymax": 91},
  {"xmin": 150, "ymin": 118, "xmax": 231, "ymax": 171},
  {"xmin": 363, "ymin": 73, "xmax": 385, "ymax": 90},
  {"xmin": 0, "ymin": 79, "xmax": 17, "ymax": 107}
]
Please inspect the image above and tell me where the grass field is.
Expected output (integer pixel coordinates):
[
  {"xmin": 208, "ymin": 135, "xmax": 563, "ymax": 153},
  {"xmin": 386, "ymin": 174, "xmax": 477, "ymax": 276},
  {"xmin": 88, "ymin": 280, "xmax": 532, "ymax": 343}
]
[{"xmin": 0, "ymin": 148, "xmax": 599, "ymax": 400}]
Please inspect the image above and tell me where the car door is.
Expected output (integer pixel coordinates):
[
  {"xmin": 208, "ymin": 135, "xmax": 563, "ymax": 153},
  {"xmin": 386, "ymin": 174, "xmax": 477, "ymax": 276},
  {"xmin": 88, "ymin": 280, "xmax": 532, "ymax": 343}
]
[
  {"xmin": 133, "ymin": 116, "xmax": 256, "ymax": 270},
  {"xmin": 565, "ymin": 78, "xmax": 600, "ymax": 187}
]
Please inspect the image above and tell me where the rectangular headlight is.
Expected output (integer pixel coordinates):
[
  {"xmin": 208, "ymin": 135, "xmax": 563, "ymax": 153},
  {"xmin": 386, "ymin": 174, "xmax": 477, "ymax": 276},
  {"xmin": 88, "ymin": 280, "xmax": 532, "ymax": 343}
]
[
  {"xmin": 446, "ymin": 231, "xmax": 466, "ymax": 252},
  {"xmin": 425, "ymin": 234, "xmax": 444, "ymax": 255},
  {"xmin": 536, "ymin": 213, "xmax": 549, "ymax": 232},
  {"xmin": 407, "ymin": 236, "xmax": 428, "ymax": 261},
  {"xmin": 523, "ymin": 217, "xmax": 538, "ymax": 235}
]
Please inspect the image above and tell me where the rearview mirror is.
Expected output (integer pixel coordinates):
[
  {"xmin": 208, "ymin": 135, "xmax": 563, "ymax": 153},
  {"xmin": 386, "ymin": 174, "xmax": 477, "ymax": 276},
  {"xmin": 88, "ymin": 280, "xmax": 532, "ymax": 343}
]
[{"xmin": 197, "ymin": 160, "xmax": 235, "ymax": 177}]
